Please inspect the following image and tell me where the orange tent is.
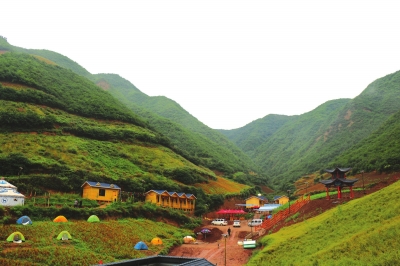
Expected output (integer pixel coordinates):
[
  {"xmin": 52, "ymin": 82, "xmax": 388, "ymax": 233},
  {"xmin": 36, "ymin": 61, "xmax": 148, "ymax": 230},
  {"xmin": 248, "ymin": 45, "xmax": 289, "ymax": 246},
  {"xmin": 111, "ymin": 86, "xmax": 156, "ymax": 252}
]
[
  {"xmin": 53, "ymin": 215, "xmax": 68, "ymax": 222},
  {"xmin": 151, "ymin": 237, "xmax": 163, "ymax": 245}
]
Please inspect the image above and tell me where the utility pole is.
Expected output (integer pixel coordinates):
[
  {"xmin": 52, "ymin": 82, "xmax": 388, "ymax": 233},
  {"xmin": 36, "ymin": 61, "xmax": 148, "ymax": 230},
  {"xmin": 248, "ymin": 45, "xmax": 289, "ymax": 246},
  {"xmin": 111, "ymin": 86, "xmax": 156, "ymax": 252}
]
[
  {"xmin": 222, "ymin": 234, "xmax": 228, "ymax": 266},
  {"xmin": 287, "ymin": 190, "xmax": 291, "ymax": 213},
  {"xmin": 361, "ymin": 170, "xmax": 366, "ymax": 194}
]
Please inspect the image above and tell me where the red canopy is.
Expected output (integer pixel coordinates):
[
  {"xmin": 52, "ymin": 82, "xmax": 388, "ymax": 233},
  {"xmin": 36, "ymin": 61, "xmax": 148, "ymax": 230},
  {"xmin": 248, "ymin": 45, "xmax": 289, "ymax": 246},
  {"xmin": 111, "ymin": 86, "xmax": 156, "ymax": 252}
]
[{"xmin": 216, "ymin": 209, "xmax": 246, "ymax": 214}]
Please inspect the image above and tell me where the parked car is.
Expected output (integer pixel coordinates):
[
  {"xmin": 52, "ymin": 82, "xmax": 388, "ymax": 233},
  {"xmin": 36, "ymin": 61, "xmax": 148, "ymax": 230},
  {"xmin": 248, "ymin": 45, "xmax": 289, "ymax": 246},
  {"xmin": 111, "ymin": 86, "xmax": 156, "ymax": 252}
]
[
  {"xmin": 211, "ymin": 218, "xmax": 228, "ymax": 226},
  {"xmin": 233, "ymin": 220, "xmax": 241, "ymax": 227},
  {"xmin": 248, "ymin": 219, "xmax": 263, "ymax": 227}
]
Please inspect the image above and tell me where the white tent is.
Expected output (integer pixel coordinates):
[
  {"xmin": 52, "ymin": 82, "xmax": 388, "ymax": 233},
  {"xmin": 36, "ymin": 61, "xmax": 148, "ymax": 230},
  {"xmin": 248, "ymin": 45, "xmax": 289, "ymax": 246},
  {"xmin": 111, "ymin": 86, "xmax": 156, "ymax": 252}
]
[
  {"xmin": 0, "ymin": 181, "xmax": 25, "ymax": 207},
  {"xmin": 0, "ymin": 180, "xmax": 17, "ymax": 189}
]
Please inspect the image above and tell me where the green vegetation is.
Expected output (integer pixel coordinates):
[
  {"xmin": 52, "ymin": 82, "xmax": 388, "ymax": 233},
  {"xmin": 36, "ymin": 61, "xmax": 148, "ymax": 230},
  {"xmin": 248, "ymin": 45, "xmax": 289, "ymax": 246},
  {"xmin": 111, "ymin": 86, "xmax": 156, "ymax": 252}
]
[
  {"xmin": 93, "ymin": 73, "xmax": 261, "ymax": 177},
  {"xmin": 0, "ymin": 49, "xmax": 250, "ymax": 217},
  {"xmin": 0, "ymin": 53, "xmax": 146, "ymax": 126},
  {"xmin": 0, "ymin": 218, "xmax": 193, "ymax": 265},
  {"xmin": 224, "ymin": 69, "xmax": 400, "ymax": 191},
  {"xmin": 333, "ymin": 109, "xmax": 400, "ymax": 174},
  {"xmin": 247, "ymin": 180, "xmax": 400, "ymax": 265}
]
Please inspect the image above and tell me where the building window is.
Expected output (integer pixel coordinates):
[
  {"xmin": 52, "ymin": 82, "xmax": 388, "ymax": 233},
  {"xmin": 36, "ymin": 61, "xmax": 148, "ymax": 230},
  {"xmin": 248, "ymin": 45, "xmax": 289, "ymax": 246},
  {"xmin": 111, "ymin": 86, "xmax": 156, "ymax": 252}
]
[{"xmin": 99, "ymin": 189, "xmax": 105, "ymax": 196}]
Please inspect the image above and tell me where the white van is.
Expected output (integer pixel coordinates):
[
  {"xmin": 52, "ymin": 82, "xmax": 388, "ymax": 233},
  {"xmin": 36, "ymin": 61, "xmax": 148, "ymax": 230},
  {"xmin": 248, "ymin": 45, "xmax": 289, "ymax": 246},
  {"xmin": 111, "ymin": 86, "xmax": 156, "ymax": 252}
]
[
  {"xmin": 211, "ymin": 218, "xmax": 228, "ymax": 226},
  {"xmin": 248, "ymin": 219, "xmax": 263, "ymax": 227}
]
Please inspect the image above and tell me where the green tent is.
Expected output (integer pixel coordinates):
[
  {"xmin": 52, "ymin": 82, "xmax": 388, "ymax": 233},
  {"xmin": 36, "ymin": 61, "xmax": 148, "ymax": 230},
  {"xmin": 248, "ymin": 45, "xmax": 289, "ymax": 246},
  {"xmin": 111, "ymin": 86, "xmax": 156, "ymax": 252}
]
[
  {"xmin": 87, "ymin": 215, "xmax": 100, "ymax": 223},
  {"xmin": 56, "ymin": 231, "xmax": 72, "ymax": 240},
  {"xmin": 7, "ymin": 231, "xmax": 25, "ymax": 242}
]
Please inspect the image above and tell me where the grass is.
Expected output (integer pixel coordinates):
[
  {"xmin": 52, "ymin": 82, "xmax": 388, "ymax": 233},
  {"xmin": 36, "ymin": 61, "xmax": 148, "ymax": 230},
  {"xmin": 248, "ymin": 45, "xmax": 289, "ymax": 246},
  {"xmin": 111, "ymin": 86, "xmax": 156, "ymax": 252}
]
[
  {"xmin": 0, "ymin": 218, "xmax": 193, "ymax": 265},
  {"xmin": 246, "ymin": 180, "xmax": 400, "ymax": 265},
  {"xmin": 194, "ymin": 176, "xmax": 250, "ymax": 194}
]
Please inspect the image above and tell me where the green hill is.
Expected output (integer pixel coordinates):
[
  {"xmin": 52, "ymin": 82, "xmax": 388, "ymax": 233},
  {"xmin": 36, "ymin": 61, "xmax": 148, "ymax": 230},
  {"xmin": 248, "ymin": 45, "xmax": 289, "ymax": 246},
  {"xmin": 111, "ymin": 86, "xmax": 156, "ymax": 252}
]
[
  {"xmin": 222, "ymin": 70, "xmax": 400, "ymax": 190},
  {"xmin": 92, "ymin": 73, "xmax": 259, "ymax": 177},
  {"xmin": 0, "ymin": 37, "xmax": 262, "ymax": 185},
  {"xmin": 4, "ymin": 35, "xmax": 400, "ymax": 196},
  {"xmin": 247, "ymin": 179, "xmax": 400, "ymax": 265},
  {"xmin": 0, "ymin": 51, "xmax": 248, "ymax": 216},
  {"xmin": 333, "ymin": 108, "xmax": 400, "ymax": 173}
]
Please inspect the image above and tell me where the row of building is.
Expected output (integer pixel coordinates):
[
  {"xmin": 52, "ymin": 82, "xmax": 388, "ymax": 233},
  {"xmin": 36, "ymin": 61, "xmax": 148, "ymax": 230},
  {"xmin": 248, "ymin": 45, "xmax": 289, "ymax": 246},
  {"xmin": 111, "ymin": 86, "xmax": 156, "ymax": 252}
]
[{"xmin": 1, "ymin": 179, "xmax": 290, "ymax": 215}]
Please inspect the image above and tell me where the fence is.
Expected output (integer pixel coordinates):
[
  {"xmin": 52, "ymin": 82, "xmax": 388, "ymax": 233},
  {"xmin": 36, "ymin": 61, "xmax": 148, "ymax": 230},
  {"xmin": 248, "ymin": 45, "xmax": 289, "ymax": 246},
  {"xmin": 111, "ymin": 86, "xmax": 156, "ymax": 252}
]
[{"xmin": 256, "ymin": 194, "xmax": 311, "ymax": 233}]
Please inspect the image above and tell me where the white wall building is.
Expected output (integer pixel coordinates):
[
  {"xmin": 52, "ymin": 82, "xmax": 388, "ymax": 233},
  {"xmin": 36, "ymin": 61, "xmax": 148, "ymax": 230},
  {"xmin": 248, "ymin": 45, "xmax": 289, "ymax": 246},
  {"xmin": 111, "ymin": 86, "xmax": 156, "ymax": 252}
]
[{"xmin": 0, "ymin": 180, "xmax": 25, "ymax": 207}]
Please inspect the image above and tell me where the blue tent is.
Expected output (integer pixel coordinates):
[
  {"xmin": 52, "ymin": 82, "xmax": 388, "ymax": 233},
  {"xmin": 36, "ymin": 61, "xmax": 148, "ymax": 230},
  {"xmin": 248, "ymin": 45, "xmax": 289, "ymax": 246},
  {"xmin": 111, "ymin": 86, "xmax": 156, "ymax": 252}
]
[
  {"xmin": 16, "ymin": 216, "xmax": 32, "ymax": 225},
  {"xmin": 134, "ymin": 241, "xmax": 148, "ymax": 250}
]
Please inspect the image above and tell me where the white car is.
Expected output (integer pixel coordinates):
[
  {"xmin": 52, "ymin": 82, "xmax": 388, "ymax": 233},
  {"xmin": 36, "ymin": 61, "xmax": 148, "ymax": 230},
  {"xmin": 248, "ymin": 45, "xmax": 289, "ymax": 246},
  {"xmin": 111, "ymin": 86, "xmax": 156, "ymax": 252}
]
[
  {"xmin": 211, "ymin": 219, "xmax": 228, "ymax": 226},
  {"xmin": 248, "ymin": 219, "xmax": 263, "ymax": 227},
  {"xmin": 233, "ymin": 220, "xmax": 241, "ymax": 227}
]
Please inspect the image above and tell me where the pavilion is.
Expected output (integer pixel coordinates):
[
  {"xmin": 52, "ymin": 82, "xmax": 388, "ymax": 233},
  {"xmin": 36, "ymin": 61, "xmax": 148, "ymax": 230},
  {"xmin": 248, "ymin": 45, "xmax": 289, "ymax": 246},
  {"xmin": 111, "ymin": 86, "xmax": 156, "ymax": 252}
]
[
  {"xmin": 320, "ymin": 167, "xmax": 358, "ymax": 199},
  {"xmin": 216, "ymin": 209, "xmax": 246, "ymax": 220}
]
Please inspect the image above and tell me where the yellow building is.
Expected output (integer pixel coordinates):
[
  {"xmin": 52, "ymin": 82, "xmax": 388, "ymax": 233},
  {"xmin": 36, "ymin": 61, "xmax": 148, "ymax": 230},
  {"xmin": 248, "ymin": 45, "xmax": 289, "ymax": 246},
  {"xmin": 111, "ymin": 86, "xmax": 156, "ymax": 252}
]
[
  {"xmin": 245, "ymin": 195, "xmax": 268, "ymax": 208},
  {"xmin": 81, "ymin": 181, "xmax": 120, "ymax": 202},
  {"xmin": 274, "ymin": 195, "xmax": 289, "ymax": 205},
  {"xmin": 145, "ymin": 190, "xmax": 196, "ymax": 213}
]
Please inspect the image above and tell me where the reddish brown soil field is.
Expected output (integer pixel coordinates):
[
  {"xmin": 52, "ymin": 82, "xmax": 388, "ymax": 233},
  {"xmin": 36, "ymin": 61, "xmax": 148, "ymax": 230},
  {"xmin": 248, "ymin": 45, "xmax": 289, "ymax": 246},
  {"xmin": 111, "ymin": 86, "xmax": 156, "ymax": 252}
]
[{"xmin": 168, "ymin": 172, "xmax": 400, "ymax": 265}]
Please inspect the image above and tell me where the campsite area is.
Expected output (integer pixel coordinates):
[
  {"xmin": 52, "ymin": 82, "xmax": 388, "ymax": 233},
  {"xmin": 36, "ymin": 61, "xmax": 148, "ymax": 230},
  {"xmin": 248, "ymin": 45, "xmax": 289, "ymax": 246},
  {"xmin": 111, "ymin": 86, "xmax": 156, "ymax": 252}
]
[
  {"xmin": 169, "ymin": 172, "xmax": 400, "ymax": 265},
  {"xmin": 168, "ymin": 221, "xmax": 254, "ymax": 266}
]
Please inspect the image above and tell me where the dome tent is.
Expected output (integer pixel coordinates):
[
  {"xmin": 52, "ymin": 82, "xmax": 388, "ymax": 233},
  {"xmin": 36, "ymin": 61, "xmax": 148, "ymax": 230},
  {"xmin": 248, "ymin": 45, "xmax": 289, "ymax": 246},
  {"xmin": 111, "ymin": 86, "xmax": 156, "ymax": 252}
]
[
  {"xmin": 87, "ymin": 215, "xmax": 100, "ymax": 223},
  {"xmin": 53, "ymin": 215, "xmax": 68, "ymax": 222},
  {"xmin": 6, "ymin": 231, "xmax": 25, "ymax": 243},
  {"xmin": 56, "ymin": 231, "xmax": 72, "ymax": 240},
  {"xmin": 16, "ymin": 215, "xmax": 32, "ymax": 225},
  {"xmin": 134, "ymin": 241, "xmax": 148, "ymax": 250},
  {"xmin": 151, "ymin": 237, "xmax": 163, "ymax": 245},
  {"xmin": 183, "ymin": 236, "xmax": 195, "ymax": 244}
]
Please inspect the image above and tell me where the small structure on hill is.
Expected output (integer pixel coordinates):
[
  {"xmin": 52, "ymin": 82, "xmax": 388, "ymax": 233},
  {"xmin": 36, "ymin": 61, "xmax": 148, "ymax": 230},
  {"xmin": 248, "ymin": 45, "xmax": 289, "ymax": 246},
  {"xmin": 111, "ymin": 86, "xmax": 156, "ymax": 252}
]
[
  {"xmin": 134, "ymin": 241, "xmax": 148, "ymax": 250},
  {"xmin": 273, "ymin": 195, "xmax": 289, "ymax": 205},
  {"xmin": 245, "ymin": 195, "xmax": 268, "ymax": 209},
  {"xmin": 151, "ymin": 237, "xmax": 163, "ymax": 245},
  {"xmin": 0, "ymin": 179, "xmax": 25, "ymax": 207},
  {"xmin": 53, "ymin": 215, "xmax": 68, "ymax": 223},
  {"xmin": 87, "ymin": 215, "xmax": 100, "ymax": 223},
  {"xmin": 7, "ymin": 232, "xmax": 25, "ymax": 243},
  {"xmin": 145, "ymin": 190, "xmax": 196, "ymax": 213},
  {"xmin": 81, "ymin": 181, "xmax": 121, "ymax": 203},
  {"xmin": 16, "ymin": 216, "xmax": 32, "ymax": 225},
  {"xmin": 57, "ymin": 231, "xmax": 72, "ymax": 241},
  {"xmin": 320, "ymin": 167, "xmax": 358, "ymax": 199}
]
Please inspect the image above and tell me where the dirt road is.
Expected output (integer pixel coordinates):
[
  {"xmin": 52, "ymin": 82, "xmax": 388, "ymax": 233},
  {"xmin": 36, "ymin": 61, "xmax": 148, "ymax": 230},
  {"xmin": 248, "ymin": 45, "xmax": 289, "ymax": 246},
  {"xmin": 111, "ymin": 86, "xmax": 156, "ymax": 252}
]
[{"xmin": 168, "ymin": 219, "xmax": 257, "ymax": 265}]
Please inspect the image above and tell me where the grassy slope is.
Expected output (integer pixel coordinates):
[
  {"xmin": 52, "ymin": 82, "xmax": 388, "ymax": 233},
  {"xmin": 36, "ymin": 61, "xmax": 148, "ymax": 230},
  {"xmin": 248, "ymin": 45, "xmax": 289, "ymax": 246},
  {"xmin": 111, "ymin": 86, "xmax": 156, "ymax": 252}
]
[
  {"xmin": 0, "ymin": 44, "xmax": 248, "ymax": 198},
  {"xmin": 219, "ymin": 114, "xmax": 294, "ymax": 156},
  {"xmin": 247, "ymin": 179, "xmax": 400, "ymax": 265},
  {"xmin": 226, "ymin": 68, "xmax": 400, "ymax": 190},
  {"xmin": 254, "ymin": 99, "xmax": 349, "ymax": 189},
  {"xmin": 93, "ymin": 73, "xmax": 258, "ymax": 175},
  {"xmin": 1, "ymin": 37, "xmax": 259, "ymax": 179},
  {"xmin": 333, "ymin": 108, "xmax": 400, "ymax": 173},
  {"xmin": 0, "ymin": 218, "xmax": 192, "ymax": 265},
  {"xmin": 195, "ymin": 176, "xmax": 250, "ymax": 195}
]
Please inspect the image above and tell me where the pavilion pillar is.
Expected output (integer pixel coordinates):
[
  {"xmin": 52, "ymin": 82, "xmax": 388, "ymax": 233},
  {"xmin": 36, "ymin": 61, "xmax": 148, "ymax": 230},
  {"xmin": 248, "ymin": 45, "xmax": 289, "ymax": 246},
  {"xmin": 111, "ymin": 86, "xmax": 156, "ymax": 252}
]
[
  {"xmin": 325, "ymin": 187, "xmax": 330, "ymax": 200},
  {"xmin": 350, "ymin": 186, "xmax": 354, "ymax": 198},
  {"xmin": 337, "ymin": 186, "xmax": 341, "ymax": 199}
]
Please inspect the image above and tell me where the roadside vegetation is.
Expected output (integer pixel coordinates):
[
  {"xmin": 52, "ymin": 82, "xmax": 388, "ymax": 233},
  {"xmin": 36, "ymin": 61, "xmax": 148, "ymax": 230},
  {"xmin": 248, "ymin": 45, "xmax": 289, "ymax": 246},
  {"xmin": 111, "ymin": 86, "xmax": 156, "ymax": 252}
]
[{"xmin": 247, "ymin": 180, "xmax": 400, "ymax": 265}]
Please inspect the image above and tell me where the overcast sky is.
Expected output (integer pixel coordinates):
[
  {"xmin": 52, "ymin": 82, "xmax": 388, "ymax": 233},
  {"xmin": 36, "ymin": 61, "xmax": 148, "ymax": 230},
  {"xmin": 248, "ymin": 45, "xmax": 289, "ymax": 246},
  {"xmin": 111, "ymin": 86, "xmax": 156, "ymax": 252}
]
[{"xmin": 3, "ymin": 1, "xmax": 400, "ymax": 129}]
